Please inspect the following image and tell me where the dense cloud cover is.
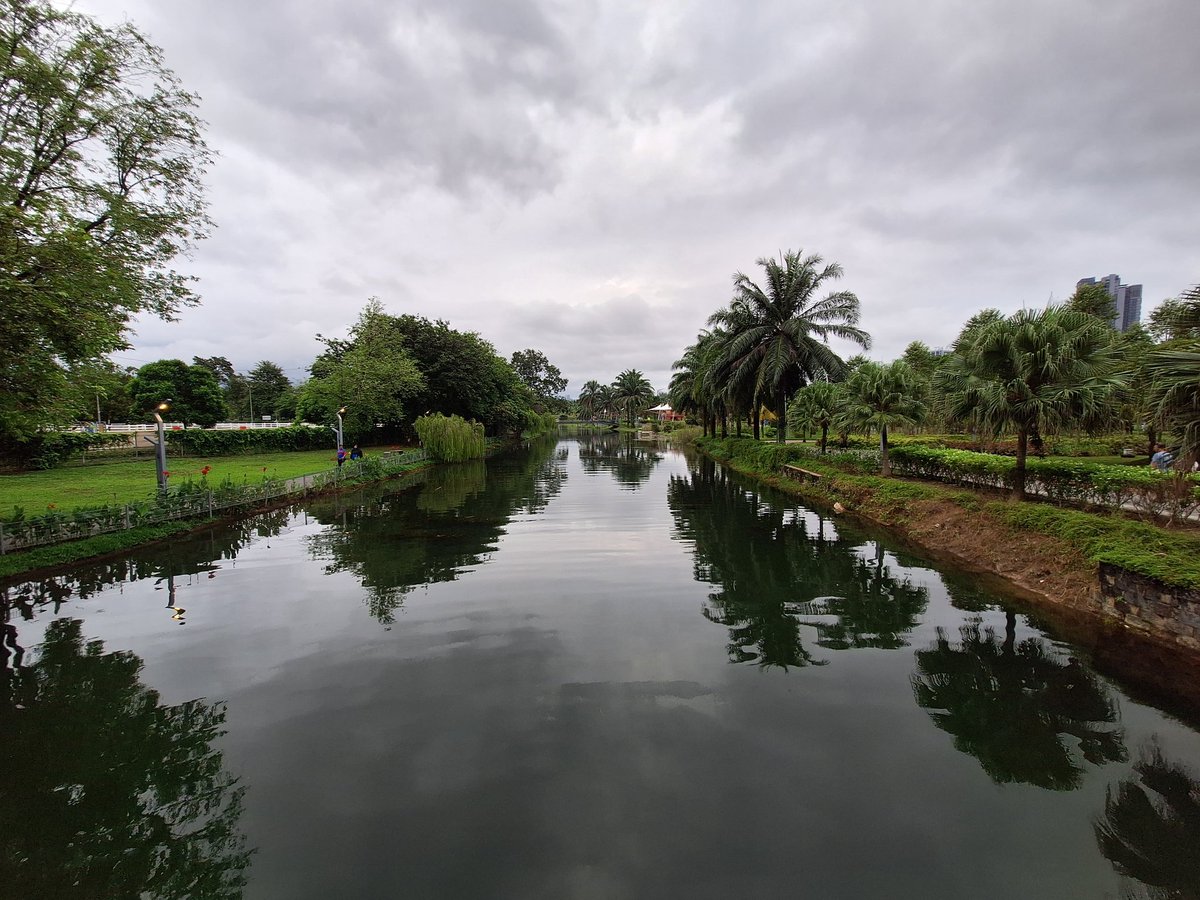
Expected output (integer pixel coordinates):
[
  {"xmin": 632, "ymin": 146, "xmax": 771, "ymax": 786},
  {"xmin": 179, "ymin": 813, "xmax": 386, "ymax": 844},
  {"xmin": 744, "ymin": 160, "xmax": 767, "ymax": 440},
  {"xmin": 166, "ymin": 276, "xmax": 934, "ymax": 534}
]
[{"xmin": 77, "ymin": 0, "xmax": 1200, "ymax": 393}]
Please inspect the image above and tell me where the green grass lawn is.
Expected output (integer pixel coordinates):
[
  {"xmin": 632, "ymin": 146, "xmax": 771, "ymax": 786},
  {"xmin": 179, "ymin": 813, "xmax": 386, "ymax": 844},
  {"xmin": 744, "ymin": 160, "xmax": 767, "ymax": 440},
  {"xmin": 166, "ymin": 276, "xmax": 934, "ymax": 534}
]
[{"xmin": 0, "ymin": 448, "xmax": 394, "ymax": 517}]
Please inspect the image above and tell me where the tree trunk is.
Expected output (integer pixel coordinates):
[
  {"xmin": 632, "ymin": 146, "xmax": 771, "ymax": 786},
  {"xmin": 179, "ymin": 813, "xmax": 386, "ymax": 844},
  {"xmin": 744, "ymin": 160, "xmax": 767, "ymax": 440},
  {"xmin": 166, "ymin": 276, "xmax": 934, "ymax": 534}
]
[
  {"xmin": 1013, "ymin": 426, "xmax": 1028, "ymax": 500},
  {"xmin": 1003, "ymin": 609, "xmax": 1016, "ymax": 656},
  {"xmin": 776, "ymin": 396, "xmax": 786, "ymax": 443},
  {"xmin": 880, "ymin": 423, "xmax": 891, "ymax": 477},
  {"xmin": 1146, "ymin": 427, "xmax": 1156, "ymax": 462},
  {"xmin": 735, "ymin": 416, "xmax": 742, "ymax": 437},
  {"xmin": 752, "ymin": 412, "xmax": 760, "ymax": 441},
  {"xmin": 720, "ymin": 414, "xmax": 728, "ymax": 438},
  {"xmin": 820, "ymin": 423, "xmax": 828, "ymax": 455}
]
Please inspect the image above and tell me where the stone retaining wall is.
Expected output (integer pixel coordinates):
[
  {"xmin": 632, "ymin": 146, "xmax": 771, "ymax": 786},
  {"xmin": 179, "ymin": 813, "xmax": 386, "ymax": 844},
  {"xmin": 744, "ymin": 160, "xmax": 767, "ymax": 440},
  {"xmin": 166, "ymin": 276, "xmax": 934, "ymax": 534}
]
[{"xmin": 1099, "ymin": 563, "xmax": 1200, "ymax": 651}]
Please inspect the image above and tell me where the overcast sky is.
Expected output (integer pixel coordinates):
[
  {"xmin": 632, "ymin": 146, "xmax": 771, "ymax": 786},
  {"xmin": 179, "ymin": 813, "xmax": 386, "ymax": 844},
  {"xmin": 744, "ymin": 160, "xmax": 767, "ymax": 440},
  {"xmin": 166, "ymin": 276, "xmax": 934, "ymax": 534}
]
[{"xmin": 74, "ymin": 0, "xmax": 1200, "ymax": 394}]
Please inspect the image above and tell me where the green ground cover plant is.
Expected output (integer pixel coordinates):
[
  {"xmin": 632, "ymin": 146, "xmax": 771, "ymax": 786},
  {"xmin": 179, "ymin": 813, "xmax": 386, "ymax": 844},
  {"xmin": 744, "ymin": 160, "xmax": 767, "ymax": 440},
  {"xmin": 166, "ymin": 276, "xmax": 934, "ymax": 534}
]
[{"xmin": 0, "ymin": 448, "xmax": 379, "ymax": 517}]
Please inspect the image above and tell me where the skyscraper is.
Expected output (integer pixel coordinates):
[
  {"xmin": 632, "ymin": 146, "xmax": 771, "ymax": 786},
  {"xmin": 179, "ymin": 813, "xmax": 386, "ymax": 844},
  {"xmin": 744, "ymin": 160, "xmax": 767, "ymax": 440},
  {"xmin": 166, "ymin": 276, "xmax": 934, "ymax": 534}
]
[{"xmin": 1076, "ymin": 274, "xmax": 1142, "ymax": 332}]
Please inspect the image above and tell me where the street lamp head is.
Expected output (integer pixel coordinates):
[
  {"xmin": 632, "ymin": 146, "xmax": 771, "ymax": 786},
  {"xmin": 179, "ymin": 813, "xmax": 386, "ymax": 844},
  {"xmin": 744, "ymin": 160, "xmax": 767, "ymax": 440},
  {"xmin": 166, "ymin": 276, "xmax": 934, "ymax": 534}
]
[
  {"xmin": 156, "ymin": 401, "xmax": 170, "ymax": 412},
  {"xmin": 337, "ymin": 406, "xmax": 347, "ymax": 415}
]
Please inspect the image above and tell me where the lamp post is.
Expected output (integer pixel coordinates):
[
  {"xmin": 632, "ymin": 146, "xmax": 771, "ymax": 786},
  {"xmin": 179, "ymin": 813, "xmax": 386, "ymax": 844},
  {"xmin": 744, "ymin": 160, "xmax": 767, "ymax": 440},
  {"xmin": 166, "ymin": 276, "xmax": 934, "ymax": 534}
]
[
  {"xmin": 152, "ymin": 401, "xmax": 170, "ymax": 495},
  {"xmin": 330, "ymin": 406, "xmax": 346, "ymax": 453}
]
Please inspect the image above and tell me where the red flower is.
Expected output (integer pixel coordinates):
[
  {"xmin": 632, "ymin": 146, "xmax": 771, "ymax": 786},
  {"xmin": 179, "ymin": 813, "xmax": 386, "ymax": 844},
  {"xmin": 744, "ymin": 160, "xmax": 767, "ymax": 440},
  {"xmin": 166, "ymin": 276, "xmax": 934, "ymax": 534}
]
[
  {"xmin": 47, "ymin": 503, "xmax": 57, "ymax": 510},
  {"xmin": 201, "ymin": 465, "xmax": 211, "ymax": 476},
  {"xmin": 163, "ymin": 471, "xmax": 171, "ymax": 477}
]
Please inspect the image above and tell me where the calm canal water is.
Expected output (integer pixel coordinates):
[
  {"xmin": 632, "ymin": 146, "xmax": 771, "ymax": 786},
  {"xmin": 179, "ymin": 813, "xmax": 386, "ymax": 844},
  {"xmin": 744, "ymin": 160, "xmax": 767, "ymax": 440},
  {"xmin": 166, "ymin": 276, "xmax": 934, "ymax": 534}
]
[{"xmin": 3, "ymin": 434, "xmax": 1199, "ymax": 899}]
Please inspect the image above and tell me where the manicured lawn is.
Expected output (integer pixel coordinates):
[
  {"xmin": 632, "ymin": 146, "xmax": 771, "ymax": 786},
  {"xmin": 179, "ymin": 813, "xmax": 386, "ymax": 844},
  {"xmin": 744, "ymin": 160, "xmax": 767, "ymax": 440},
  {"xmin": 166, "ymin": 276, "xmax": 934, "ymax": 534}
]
[{"xmin": 0, "ymin": 448, "xmax": 395, "ymax": 517}]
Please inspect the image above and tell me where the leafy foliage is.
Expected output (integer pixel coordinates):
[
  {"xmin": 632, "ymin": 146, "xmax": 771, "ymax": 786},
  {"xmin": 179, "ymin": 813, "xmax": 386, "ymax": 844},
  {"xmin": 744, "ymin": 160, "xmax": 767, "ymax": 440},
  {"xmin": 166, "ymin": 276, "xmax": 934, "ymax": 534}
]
[
  {"xmin": 414, "ymin": 413, "xmax": 486, "ymax": 462},
  {"xmin": 0, "ymin": 0, "xmax": 211, "ymax": 439},
  {"xmin": 129, "ymin": 359, "xmax": 226, "ymax": 427}
]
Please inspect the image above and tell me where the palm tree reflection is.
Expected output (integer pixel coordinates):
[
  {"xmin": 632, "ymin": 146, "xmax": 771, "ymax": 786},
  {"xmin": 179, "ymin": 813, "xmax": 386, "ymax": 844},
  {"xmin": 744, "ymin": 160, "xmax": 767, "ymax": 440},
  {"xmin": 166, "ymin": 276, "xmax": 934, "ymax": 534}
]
[
  {"xmin": 912, "ymin": 614, "xmax": 1127, "ymax": 790},
  {"xmin": 1095, "ymin": 741, "xmax": 1200, "ymax": 900},
  {"xmin": 669, "ymin": 460, "xmax": 927, "ymax": 668}
]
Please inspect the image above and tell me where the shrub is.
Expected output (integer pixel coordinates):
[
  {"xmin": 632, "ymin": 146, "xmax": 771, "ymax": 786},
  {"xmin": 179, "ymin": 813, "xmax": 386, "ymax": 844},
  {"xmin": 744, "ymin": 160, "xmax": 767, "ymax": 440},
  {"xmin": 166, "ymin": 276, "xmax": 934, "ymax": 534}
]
[
  {"xmin": 5, "ymin": 432, "xmax": 131, "ymax": 469},
  {"xmin": 414, "ymin": 413, "xmax": 486, "ymax": 461}
]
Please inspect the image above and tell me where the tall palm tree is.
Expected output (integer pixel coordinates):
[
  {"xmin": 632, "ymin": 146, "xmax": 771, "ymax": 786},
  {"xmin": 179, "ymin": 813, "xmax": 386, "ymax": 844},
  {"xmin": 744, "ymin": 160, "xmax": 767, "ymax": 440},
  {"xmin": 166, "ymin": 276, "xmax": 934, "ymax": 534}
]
[
  {"xmin": 838, "ymin": 361, "xmax": 927, "ymax": 476},
  {"xmin": 576, "ymin": 380, "xmax": 602, "ymax": 421},
  {"xmin": 611, "ymin": 369, "xmax": 653, "ymax": 428},
  {"xmin": 935, "ymin": 306, "xmax": 1123, "ymax": 500},
  {"xmin": 708, "ymin": 249, "xmax": 870, "ymax": 443}
]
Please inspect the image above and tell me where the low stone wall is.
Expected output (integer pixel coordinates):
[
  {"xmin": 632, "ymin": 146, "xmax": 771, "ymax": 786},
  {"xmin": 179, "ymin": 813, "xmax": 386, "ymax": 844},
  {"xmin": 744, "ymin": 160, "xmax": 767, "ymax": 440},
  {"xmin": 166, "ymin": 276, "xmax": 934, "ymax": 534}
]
[{"xmin": 1099, "ymin": 563, "xmax": 1200, "ymax": 651}]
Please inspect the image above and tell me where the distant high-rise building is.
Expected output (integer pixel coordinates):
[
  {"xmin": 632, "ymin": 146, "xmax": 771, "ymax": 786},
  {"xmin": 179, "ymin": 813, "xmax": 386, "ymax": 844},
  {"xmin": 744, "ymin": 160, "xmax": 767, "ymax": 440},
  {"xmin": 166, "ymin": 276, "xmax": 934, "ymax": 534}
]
[{"xmin": 1076, "ymin": 274, "xmax": 1142, "ymax": 332}]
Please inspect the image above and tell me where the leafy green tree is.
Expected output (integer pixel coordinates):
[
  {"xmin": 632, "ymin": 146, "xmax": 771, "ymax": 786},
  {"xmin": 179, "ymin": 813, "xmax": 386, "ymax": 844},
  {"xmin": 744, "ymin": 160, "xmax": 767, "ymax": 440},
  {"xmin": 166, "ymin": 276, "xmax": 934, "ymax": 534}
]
[
  {"xmin": 129, "ymin": 359, "xmax": 226, "ymax": 427},
  {"xmin": 0, "ymin": 618, "xmax": 251, "ymax": 897},
  {"xmin": 0, "ymin": 0, "xmax": 212, "ymax": 439},
  {"xmin": 839, "ymin": 361, "xmax": 927, "ymax": 476},
  {"xmin": 297, "ymin": 301, "xmax": 425, "ymax": 437},
  {"xmin": 247, "ymin": 360, "xmax": 292, "ymax": 420},
  {"xmin": 935, "ymin": 306, "xmax": 1122, "ymax": 499},
  {"xmin": 510, "ymin": 348, "xmax": 568, "ymax": 411},
  {"xmin": 708, "ymin": 249, "xmax": 870, "ymax": 442},
  {"xmin": 786, "ymin": 380, "xmax": 842, "ymax": 453},
  {"xmin": 611, "ymin": 369, "xmax": 654, "ymax": 427},
  {"xmin": 386, "ymin": 315, "xmax": 521, "ymax": 428},
  {"xmin": 1147, "ymin": 288, "xmax": 1200, "ymax": 343},
  {"xmin": 1068, "ymin": 282, "xmax": 1118, "ymax": 324},
  {"xmin": 901, "ymin": 340, "xmax": 939, "ymax": 379},
  {"xmin": 192, "ymin": 356, "xmax": 248, "ymax": 419}
]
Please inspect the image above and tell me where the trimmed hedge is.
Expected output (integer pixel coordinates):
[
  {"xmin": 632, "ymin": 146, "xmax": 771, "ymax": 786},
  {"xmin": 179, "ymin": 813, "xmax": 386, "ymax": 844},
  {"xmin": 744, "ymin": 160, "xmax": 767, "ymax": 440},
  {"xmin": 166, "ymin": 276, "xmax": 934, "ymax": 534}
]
[
  {"xmin": 165, "ymin": 426, "xmax": 332, "ymax": 455},
  {"xmin": 889, "ymin": 445, "xmax": 1200, "ymax": 520}
]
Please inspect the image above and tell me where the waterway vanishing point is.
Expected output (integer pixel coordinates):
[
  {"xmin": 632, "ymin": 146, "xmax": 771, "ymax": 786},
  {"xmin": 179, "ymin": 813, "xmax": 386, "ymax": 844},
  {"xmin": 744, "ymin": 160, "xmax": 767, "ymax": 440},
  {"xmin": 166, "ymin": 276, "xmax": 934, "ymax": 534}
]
[{"xmin": 3, "ymin": 433, "xmax": 1199, "ymax": 899}]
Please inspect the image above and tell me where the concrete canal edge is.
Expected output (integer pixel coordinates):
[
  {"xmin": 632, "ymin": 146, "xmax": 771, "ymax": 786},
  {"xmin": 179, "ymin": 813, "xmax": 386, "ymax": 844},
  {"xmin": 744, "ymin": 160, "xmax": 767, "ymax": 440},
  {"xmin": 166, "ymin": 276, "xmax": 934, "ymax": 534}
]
[{"xmin": 693, "ymin": 443, "xmax": 1200, "ymax": 719}]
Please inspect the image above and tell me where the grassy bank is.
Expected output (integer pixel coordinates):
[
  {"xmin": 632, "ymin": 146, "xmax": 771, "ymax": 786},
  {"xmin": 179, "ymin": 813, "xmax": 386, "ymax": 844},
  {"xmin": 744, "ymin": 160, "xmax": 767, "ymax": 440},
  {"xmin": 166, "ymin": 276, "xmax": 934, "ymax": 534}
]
[
  {"xmin": 697, "ymin": 436, "xmax": 1200, "ymax": 592},
  {"xmin": 0, "ymin": 447, "xmax": 407, "ymax": 517}
]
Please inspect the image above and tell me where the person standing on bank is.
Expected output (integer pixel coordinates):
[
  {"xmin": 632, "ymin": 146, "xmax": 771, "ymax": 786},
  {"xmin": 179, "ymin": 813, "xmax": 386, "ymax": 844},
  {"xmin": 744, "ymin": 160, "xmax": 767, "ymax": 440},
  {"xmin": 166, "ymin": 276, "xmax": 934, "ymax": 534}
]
[
  {"xmin": 350, "ymin": 445, "xmax": 362, "ymax": 460},
  {"xmin": 337, "ymin": 447, "xmax": 346, "ymax": 467},
  {"xmin": 1151, "ymin": 443, "xmax": 1174, "ymax": 471}
]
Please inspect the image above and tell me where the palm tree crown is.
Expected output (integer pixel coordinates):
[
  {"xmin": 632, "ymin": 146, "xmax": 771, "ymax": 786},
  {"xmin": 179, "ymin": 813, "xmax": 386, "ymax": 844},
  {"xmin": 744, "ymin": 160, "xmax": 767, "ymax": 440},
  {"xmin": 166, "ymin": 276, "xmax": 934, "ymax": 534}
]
[{"xmin": 708, "ymin": 250, "xmax": 870, "ymax": 442}]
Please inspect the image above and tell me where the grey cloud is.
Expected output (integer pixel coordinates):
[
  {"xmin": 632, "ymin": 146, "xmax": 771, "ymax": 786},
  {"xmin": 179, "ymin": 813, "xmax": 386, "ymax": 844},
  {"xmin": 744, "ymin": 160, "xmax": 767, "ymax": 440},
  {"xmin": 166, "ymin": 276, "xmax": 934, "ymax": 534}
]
[{"xmin": 76, "ymin": 0, "xmax": 1200, "ymax": 386}]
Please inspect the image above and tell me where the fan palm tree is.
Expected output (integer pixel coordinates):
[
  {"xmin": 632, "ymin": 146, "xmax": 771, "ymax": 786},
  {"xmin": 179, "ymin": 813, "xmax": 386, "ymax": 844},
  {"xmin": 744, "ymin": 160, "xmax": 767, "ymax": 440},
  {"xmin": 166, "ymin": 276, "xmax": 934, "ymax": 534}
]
[
  {"xmin": 708, "ymin": 249, "xmax": 870, "ymax": 443},
  {"xmin": 611, "ymin": 369, "xmax": 653, "ymax": 428},
  {"xmin": 1146, "ymin": 284, "xmax": 1200, "ymax": 469},
  {"xmin": 787, "ymin": 380, "xmax": 842, "ymax": 453},
  {"xmin": 935, "ymin": 306, "xmax": 1123, "ymax": 500},
  {"xmin": 838, "ymin": 361, "xmax": 927, "ymax": 476}
]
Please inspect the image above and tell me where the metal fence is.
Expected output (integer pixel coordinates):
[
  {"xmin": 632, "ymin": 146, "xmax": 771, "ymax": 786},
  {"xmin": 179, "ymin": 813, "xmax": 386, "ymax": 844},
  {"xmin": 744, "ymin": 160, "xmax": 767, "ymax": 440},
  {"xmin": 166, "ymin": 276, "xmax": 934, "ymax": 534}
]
[{"xmin": 0, "ymin": 448, "xmax": 427, "ymax": 555}]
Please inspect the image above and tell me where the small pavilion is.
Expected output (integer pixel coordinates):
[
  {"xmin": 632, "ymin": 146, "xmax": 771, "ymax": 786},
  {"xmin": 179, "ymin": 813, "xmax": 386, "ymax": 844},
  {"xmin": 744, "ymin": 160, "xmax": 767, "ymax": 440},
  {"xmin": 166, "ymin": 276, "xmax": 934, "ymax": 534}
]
[{"xmin": 647, "ymin": 403, "xmax": 683, "ymax": 423}]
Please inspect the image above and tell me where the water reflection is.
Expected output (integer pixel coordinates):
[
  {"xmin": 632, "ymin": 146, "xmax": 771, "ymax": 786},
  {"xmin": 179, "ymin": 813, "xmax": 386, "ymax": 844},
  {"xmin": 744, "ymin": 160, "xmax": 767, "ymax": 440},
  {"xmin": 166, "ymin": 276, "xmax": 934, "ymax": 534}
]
[
  {"xmin": 577, "ymin": 432, "xmax": 663, "ymax": 489},
  {"xmin": 668, "ymin": 459, "xmax": 927, "ymax": 668},
  {"xmin": 0, "ymin": 619, "xmax": 251, "ymax": 898},
  {"xmin": 911, "ymin": 614, "xmax": 1128, "ymax": 790},
  {"xmin": 1, "ymin": 509, "xmax": 294, "ymax": 656},
  {"xmin": 1096, "ymin": 741, "xmax": 1200, "ymax": 898},
  {"xmin": 306, "ymin": 438, "xmax": 566, "ymax": 624}
]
